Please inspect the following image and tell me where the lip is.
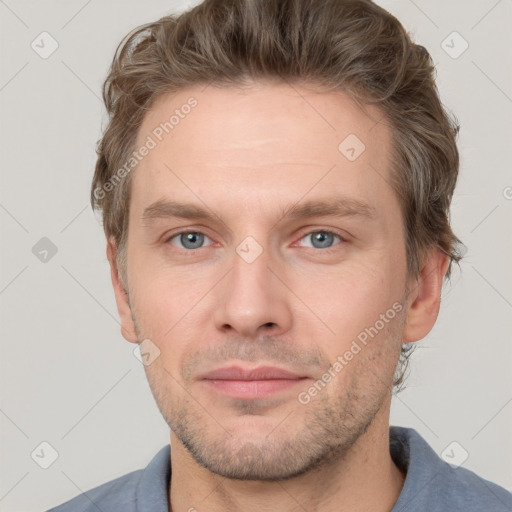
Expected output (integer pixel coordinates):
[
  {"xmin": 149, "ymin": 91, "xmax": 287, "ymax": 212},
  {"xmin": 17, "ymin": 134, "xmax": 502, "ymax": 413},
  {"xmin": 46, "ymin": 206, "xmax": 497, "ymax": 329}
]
[
  {"xmin": 200, "ymin": 365, "xmax": 309, "ymax": 400},
  {"xmin": 201, "ymin": 365, "xmax": 305, "ymax": 381}
]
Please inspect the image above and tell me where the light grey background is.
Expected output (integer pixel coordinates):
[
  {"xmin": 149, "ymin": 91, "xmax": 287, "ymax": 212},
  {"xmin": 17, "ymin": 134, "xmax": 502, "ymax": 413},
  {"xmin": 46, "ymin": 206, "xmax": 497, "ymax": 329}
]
[{"xmin": 0, "ymin": 0, "xmax": 511, "ymax": 510}]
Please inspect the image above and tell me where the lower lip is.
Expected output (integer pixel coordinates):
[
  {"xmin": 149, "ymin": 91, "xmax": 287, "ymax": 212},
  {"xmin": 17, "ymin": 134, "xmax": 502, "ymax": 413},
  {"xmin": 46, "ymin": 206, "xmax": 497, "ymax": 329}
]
[{"xmin": 203, "ymin": 378, "xmax": 307, "ymax": 399}]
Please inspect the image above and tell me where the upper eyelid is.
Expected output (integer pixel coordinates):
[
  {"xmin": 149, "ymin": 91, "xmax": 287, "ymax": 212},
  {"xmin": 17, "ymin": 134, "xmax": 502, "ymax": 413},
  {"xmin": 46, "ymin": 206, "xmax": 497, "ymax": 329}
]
[
  {"xmin": 167, "ymin": 230, "xmax": 214, "ymax": 245},
  {"xmin": 294, "ymin": 229, "xmax": 344, "ymax": 247},
  {"xmin": 165, "ymin": 227, "xmax": 212, "ymax": 241},
  {"xmin": 296, "ymin": 228, "xmax": 343, "ymax": 239}
]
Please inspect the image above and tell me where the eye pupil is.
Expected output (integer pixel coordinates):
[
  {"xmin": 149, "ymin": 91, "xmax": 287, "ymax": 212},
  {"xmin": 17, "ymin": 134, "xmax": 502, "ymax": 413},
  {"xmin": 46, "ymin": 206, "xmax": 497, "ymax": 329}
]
[
  {"xmin": 180, "ymin": 232, "xmax": 204, "ymax": 249},
  {"xmin": 310, "ymin": 231, "xmax": 334, "ymax": 249}
]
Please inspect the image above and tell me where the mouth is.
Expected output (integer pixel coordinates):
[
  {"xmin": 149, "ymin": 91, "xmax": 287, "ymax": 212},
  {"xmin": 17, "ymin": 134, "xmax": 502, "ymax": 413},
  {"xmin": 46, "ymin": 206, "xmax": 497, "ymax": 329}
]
[{"xmin": 200, "ymin": 365, "xmax": 309, "ymax": 400}]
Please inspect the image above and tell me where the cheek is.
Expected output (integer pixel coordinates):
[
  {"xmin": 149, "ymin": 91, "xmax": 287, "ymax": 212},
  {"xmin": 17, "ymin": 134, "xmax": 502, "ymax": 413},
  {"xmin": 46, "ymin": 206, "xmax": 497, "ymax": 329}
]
[
  {"xmin": 296, "ymin": 258, "xmax": 402, "ymax": 335},
  {"xmin": 128, "ymin": 262, "xmax": 186, "ymax": 342},
  {"xmin": 287, "ymin": 265, "xmax": 406, "ymax": 388},
  {"xmin": 128, "ymin": 256, "xmax": 219, "ymax": 369}
]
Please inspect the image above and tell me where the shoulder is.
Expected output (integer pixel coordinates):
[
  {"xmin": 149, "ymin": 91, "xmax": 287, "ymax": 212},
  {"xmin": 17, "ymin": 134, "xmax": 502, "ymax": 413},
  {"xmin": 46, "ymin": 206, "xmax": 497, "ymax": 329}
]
[
  {"xmin": 45, "ymin": 445, "xmax": 171, "ymax": 512},
  {"xmin": 390, "ymin": 426, "xmax": 512, "ymax": 512},
  {"xmin": 439, "ymin": 465, "xmax": 512, "ymax": 511},
  {"xmin": 45, "ymin": 469, "xmax": 142, "ymax": 512}
]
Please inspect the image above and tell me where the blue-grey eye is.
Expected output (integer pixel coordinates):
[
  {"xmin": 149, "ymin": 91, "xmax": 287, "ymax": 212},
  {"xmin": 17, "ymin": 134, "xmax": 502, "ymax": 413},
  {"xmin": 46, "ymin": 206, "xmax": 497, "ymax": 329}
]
[
  {"xmin": 171, "ymin": 232, "xmax": 210, "ymax": 250},
  {"xmin": 302, "ymin": 231, "xmax": 340, "ymax": 249}
]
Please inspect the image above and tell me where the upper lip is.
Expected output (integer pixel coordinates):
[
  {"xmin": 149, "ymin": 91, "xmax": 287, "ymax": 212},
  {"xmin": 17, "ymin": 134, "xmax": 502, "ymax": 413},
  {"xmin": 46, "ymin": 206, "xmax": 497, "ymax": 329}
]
[{"xmin": 201, "ymin": 365, "xmax": 306, "ymax": 380}]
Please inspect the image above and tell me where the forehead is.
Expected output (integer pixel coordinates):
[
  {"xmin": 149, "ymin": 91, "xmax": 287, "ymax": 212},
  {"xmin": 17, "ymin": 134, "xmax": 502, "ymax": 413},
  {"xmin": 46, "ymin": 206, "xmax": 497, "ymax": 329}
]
[{"xmin": 131, "ymin": 81, "xmax": 395, "ymax": 216}]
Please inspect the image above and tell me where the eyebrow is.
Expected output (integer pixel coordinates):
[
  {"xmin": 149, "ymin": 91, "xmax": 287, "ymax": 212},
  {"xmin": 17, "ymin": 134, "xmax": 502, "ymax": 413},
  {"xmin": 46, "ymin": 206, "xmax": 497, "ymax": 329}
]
[
  {"xmin": 141, "ymin": 200, "xmax": 224, "ymax": 226},
  {"xmin": 141, "ymin": 196, "xmax": 376, "ymax": 228},
  {"xmin": 279, "ymin": 197, "xmax": 376, "ymax": 221}
]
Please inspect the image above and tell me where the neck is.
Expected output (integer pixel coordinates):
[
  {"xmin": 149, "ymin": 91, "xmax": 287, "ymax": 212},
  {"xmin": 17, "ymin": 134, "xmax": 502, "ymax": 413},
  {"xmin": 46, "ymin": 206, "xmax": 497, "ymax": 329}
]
[{"xmin": 168, "ymin": 398, "xmax": 404, "ymax": 512}]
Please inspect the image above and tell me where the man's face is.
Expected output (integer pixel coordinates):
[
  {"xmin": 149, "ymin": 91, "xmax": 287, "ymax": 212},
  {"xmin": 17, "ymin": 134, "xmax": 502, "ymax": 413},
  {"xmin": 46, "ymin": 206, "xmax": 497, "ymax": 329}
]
[{"xmin": 122, "ymin": 82, "xmax": 410, "ymax": 480}]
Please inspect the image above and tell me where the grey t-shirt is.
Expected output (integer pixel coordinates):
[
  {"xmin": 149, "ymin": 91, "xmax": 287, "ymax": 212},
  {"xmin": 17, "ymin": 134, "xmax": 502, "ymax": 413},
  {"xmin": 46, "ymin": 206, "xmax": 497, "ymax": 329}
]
[{"xmin": 46, "ymin": 426, "xmax": 512, "ymax": 511}]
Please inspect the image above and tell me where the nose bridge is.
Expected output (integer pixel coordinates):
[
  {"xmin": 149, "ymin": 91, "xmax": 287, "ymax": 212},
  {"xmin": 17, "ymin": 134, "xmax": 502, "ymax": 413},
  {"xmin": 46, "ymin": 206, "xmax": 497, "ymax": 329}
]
[
  {"xmin": 232, "ymin": 239, "xmax": 270, "ymax": 299},
  {"xmin": 214, "ymin": 236, "xmax": 292, "ymax": 336}
]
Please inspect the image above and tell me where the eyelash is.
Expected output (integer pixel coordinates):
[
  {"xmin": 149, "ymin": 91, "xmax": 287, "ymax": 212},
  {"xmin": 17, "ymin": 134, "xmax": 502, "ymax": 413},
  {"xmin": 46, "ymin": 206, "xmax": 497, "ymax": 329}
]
[
  {"xmin": 165, "ymin": 229, "xmax": 346, "ymax": 252},
  {"xmin": 294, "ymin": 229, "xmax": 344, "ymax": 251}
]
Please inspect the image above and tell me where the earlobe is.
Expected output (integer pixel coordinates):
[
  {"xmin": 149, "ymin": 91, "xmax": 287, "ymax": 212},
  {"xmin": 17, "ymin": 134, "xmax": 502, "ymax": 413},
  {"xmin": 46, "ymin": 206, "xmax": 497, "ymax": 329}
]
[
  {"xmin": 402, "ymin": 250, "xmax": 450, "ymax": 343},
  {"xmin": 106, "ymin": 238, "xmax": 138, "ymax": 343}
]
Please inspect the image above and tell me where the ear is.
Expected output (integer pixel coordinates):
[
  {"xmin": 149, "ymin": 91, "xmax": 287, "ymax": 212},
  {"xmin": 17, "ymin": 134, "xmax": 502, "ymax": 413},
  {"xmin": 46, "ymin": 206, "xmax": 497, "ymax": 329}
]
[
  {"xmin": 402, "ymin": 249, "xmax": 450, "ymax": 343},
  {"xmin": 106, "ymin": 238, "xmax": 138, "ymax": 343}
]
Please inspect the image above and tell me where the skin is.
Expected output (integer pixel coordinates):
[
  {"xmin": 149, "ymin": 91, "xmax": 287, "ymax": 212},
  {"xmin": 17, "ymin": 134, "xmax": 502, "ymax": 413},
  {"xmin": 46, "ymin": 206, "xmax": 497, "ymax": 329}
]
[{"xmin": 107, "ymin": 81, "xmax": 449, "ymax": 512}]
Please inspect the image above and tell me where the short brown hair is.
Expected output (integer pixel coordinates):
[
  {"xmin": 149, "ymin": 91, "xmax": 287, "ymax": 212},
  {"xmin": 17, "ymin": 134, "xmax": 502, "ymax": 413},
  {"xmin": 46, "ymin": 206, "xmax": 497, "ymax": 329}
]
[{"xmin": 91, "ymin": 0, "xmax": 463, "ymax": 388}]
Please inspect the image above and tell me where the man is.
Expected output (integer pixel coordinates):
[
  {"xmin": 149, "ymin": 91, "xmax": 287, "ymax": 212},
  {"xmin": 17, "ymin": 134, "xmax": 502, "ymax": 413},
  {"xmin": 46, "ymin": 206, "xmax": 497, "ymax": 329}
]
[{"xmin": 47, "ymin": 0, "xmax": 512, "ymax": 510}]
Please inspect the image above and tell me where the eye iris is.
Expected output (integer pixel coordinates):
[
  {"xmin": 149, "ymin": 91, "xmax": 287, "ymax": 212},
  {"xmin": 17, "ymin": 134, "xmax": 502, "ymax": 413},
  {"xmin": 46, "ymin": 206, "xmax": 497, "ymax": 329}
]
[
  {"xmin": 181, "ymin": 232, "xmax": 204, "ymax": 249},
  {"xmin": 311, "ymin": 232, "xmax": 334, "ymax": 248}
]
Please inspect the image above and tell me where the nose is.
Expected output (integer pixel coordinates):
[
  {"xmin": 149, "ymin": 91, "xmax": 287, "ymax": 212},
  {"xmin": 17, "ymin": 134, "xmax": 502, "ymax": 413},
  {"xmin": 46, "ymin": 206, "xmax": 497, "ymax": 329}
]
[{"xmin": 214, "ymin": 243, "xmax": 293, "ymax": 339}]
